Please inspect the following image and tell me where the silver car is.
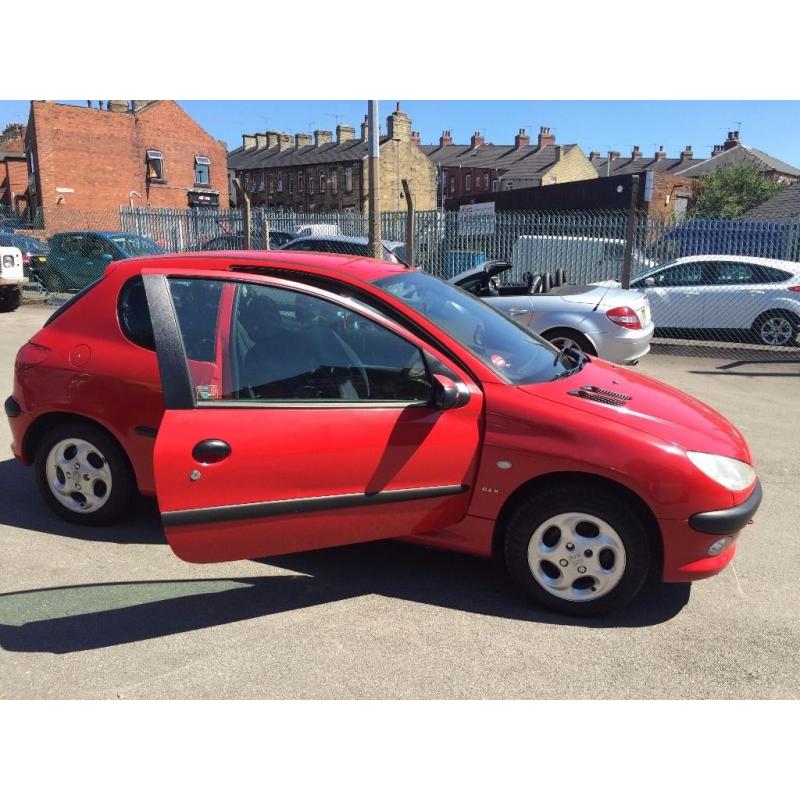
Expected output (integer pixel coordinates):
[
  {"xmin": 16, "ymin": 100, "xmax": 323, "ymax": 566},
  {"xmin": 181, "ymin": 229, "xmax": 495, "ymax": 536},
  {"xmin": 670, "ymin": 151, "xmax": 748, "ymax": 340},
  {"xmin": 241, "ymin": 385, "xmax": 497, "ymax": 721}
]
[{"xmin": 450, "ymin": 261, "xmax": 654, "ymax": 365}]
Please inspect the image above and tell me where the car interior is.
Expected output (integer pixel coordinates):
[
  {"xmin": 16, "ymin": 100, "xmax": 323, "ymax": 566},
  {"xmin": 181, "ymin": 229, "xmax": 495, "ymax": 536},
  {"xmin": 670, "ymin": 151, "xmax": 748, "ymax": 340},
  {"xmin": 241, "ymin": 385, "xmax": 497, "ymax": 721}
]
[{"xmin": 458, "ymin": 260, "xmax": 571, "ymax": 297}]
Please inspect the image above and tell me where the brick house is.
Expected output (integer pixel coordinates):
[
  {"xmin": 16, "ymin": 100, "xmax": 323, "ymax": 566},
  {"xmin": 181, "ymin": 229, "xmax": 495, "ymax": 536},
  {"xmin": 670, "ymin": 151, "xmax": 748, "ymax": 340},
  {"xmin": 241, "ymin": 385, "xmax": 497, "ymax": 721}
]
[
  {"xmin": 0, "ymin": 124, "xmax": 29, "ymax": 211},
  {"xmin": 227, "ymin": 105, "xmax": 437, "ymax": 212},
  {"xmin": 420, "ymin": 126, "xmax": 598, "ymax": 207},
  {"xmin": 24, "ymin": 100, "xmax": 229, "ymax": 215}
]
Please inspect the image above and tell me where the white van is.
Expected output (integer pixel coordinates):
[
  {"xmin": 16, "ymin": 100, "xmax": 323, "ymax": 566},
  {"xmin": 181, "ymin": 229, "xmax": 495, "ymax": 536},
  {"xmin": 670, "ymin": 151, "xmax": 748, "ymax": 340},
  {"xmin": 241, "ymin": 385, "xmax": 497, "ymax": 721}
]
[
  {"xmin": 294, "ymin": 223, "xmax": 341, "ymax": 238},
  {"xmin": 511, "ymin": 236, "xmax": 654, "ymax": 282},
  {"xmin": 0, "ymin": 245, "xmax": 26, "ymax": 312}
]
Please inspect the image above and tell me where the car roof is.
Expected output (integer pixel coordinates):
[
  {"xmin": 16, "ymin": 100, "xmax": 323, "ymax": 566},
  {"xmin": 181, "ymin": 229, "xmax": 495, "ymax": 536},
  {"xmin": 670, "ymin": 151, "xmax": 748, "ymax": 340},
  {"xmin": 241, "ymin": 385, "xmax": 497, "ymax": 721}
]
[
  {"xmin": 660, "ymin": 254, "xmax": 800, "ymax": 270},
  {"xmin": 51, "ymin": 230, "xmax": 150, "ymax": 238},
  {"xmin": 286, "ymin": 235, "xmax": 405, "ymax": 248},
  {"xmin": 108, "ymin": 249, "xmax": 411, "ymax": 284}
]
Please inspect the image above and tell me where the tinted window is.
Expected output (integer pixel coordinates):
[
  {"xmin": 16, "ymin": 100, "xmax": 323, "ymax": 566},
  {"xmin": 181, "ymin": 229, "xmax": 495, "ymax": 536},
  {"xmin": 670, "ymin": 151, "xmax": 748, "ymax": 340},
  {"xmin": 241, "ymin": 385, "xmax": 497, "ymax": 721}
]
[
  {"xmin": 711, "ymin": 261, "xmax": 791, "ymax": 285},
  {"xmin": 118, "ymin": 277, "xmax": 155, "ymax": 350},
  {"xmin": 168, "ymin": 278, "xmax": 224, "ymax": 362},
  {"xmin": 647, "ymin": 262, "xmax": 708, "ymax": 287}
]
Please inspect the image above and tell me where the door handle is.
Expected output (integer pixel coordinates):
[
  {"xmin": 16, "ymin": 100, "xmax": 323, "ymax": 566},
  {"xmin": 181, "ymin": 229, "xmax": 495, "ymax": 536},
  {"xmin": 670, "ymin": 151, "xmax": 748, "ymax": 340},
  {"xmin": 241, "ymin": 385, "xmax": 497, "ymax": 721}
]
[{"xmin": 192, "ymin": 439, "xmax": 231, "ymax": 464}]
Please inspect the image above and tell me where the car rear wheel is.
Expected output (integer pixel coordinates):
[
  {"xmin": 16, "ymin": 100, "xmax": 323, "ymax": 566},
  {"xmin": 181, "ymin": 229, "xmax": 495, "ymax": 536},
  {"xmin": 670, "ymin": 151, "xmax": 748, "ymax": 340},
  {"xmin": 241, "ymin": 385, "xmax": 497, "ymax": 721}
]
[
  {"xmin": 0, "ymin": 287, "xmax": 21, "ymax": 312},
  {"xmin": 542, "ymin": 328, "xmax": 597, "ymax": 356},
  {"xmin": 35, "ymin": 422, "xmax": 134, "ymax": 525},
  {"xmin": 504, "ymin": 484, "xmax": 651, "ymax": 615},
  {"xmin": 752, "ymin": 311, "xmax": 798, "ymax": 347}
]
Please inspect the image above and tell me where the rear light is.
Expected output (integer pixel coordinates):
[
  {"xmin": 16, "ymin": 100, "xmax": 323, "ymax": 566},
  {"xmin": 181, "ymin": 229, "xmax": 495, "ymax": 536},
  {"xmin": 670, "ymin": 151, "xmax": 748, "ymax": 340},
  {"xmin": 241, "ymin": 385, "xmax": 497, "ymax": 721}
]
[
  {"xmin": 788, "ymin": 286, "xmax": 800, "ymax": 293},
  {"xmin": 15, "ymin": 342, "xmax": 52, "ymax": 371},
  {"xmin": 22, "ymin": 253, "xmax": 30, "ymax": 266},
  {"xmin": 605, "ymin": 306, "xmax": 642, "ymax": 330}
]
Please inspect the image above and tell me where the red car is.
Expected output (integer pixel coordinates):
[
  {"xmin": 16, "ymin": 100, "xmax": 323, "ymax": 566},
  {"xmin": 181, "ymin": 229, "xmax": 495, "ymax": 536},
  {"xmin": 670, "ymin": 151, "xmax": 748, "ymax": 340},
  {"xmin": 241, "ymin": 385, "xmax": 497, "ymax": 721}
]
[{"xmin": 5, "ymin": 252, "xmax": 762, "ymax": 615}]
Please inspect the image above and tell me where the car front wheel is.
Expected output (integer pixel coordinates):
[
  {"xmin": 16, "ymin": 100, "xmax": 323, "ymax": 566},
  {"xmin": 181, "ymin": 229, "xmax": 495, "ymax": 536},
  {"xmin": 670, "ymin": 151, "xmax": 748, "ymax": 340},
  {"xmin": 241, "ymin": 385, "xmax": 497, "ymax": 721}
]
[
  {"xmin": 35, "ymin": 422, "xmax": 134, "ymax": 525},
  {"xmin": 504, "ymin": 484, "xmax": 652, "ymax": 615}
]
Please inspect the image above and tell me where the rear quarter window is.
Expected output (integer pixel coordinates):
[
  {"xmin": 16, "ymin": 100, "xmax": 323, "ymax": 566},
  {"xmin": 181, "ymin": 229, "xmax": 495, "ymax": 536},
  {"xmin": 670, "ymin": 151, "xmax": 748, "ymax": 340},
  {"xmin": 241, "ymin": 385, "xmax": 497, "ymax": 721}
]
[{"xmin": 117, "ymin": 276, "xmax": 155, "ymax": 349}]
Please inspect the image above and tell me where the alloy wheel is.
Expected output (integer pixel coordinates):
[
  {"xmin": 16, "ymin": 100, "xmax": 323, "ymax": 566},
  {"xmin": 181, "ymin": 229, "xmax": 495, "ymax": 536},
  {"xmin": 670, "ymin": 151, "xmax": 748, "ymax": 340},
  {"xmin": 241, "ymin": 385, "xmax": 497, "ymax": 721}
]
[
  {"xmin": 527, "ymin": 512, "xmax": 627, "ymax": 602},
  {"xmin": 45, "ymin": 437, "xmax": 113, "ymax": 514},
  {"xmin": 759, "ymin": 316, "xmax": 793, "ymax": 346}
]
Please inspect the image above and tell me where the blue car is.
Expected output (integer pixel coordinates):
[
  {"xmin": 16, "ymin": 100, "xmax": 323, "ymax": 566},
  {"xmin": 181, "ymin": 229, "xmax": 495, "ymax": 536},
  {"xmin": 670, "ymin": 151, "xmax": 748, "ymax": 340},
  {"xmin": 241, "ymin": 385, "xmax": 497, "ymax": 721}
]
[{"xmin": 43, "ymin": 231, "xmax": 166, "ymax": 291}]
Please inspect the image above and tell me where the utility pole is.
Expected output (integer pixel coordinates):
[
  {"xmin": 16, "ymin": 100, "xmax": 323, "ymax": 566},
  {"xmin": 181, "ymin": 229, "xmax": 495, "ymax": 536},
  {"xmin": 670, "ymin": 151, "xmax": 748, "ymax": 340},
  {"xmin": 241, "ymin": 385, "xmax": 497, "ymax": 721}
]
[
  {"xmin": 402, "ymin": 178, "xmax": 414, "ymax": 265},
  {"xmin": 621, "ymin": 173, "xmax": 640, "ymax": 289},
  {"xmin": 233, "ymin": 178, "xmax": 252, "ymax": 250},
  {"xmin": 367, "ymin": 100, "xmax": 382, "ymax": 260}
]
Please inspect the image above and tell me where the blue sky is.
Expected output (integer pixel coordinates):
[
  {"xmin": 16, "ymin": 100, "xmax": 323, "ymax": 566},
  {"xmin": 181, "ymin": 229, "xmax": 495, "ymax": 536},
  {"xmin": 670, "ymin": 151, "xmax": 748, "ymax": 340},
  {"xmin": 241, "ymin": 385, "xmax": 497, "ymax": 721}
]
[{"xmin": 3, "ymin": 100, "xmax": 799, "ymax": 165}]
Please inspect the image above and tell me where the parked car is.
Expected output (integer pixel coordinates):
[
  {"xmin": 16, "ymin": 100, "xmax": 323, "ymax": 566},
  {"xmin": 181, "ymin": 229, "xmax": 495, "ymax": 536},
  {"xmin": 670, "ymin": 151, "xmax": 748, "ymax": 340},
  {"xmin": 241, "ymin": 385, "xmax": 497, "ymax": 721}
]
[
  {"xmin": 191, "ymin": 230, "xmax": 297, "ymax": 251},
  {"xmin": 43, "ymin": 231, "xmax": 166, "ymax": 291},
  {"xmin": 451, "ymin": 260, "xmax": 653, "ymax": 365},
  {"xmin": 0, "ymin": 245, "xmax": 26, "ymax": 312},
  {"xmin": 294, "ymin": 223, "xmax": 341, "ymax": 237},
  {"xmin": 604, "ymin": 255, "xmax": 800, "ymax": 347},
  {"xmin": 279, "ymin": 235, "xmax": 407, "ymax": 263},
  {"xmin": 0, "ymin": 233, "xmax": 49, "ymax": 282},
  {"xmin": 511, "ymin": 236, "xmax": 654, "ymax": 282},
  {"xmin": 5, "ymin": 250, "xmax": 761, "ymax": 615}
]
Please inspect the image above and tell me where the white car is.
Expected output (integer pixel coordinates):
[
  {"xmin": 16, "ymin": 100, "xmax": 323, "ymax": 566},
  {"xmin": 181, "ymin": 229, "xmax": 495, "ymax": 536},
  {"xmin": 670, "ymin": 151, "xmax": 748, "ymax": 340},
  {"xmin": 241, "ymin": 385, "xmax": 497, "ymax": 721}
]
[
  {"xmin": 450, "ymin": 261, "xmax": 654, "ymax": 365},
  {"xmin": 0, "ymin": 245, "xmax": 26, "ymax": 313},
  {"xmin": 623, "ymin": 255, "xmax": 800, "ymax": 347}
]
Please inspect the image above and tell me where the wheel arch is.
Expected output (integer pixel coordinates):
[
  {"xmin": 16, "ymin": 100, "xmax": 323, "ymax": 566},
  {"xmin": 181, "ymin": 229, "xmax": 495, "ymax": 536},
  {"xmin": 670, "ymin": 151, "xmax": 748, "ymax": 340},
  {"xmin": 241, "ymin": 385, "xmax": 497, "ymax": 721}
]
[
  {"xmin": 539, "ymin": 326, "xmax": 599, "ymax": 356},
  {"xmin": 751, "ymin": 306, "xmax": 800, "ymax": 327},
  {"xmin": 491, "ymin": 470, "xmax": 663, "ymax": 569}
]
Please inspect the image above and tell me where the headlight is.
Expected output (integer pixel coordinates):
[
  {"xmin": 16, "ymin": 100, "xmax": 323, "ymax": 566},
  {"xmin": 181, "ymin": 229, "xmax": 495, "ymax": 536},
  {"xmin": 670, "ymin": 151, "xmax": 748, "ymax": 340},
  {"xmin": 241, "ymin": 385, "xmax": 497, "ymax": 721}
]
[{"xmin": 687, "ymin": 451, "xmax": 756, "ymax": 492}]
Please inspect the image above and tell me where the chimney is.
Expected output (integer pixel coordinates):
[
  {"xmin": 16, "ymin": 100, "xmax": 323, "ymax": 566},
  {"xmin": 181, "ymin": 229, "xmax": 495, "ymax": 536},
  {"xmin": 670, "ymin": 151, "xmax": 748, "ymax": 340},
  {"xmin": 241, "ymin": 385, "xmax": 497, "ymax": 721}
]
[
  {"xmin": 606, "ymin": 152, "xmax": 620, "ymax": 177},
  {"xmin": 470, "ymin": 131, "xmax": 484, "ymax": 149},
  {"xmin": 242, "ymin": 133, "xmax": 257, "ymax": 150},
  {"xmin": 107, "ymin": 100, "xmax": 129, "ymax": 113},
  {"xmin": 361, "ymin": 115, "xmax": 369, "ymax": 141},
  {"xmin": 515, "ymin": 128, "xmax": 530, "ymax": 149},
  {"xmin": 277, "ymin": 133, "xmax": 293, "ymax": 151},
  {"xmin": 712, "ymin": 144, "xmax": 724, "ymax": 157},
  {"xmin": 680, "ymin": 145, "xmax": 694, "ymax": 161},
  {"xmin": 337, "ymin": 124, "xmax": 355, "ymax": 144},
  {"xmin": 314, "ymin": 130, "xmax": 333, "ymax": 147},
  {"xmin": 255, "ymin": 133, "xmax": 268, "ymax": 149},
  {"xmin": 295, "ymin": 132, "xmax": 312, "ymax": 149},
  {"xmin": 266, "ymin": 131, "xmax": 280, "ymax": 148},
  {"xmin": 554, "ymin": 145, "xmax": 562, "ymax": 162},
  {"xmin": 631, "ymin": 145, "xmax": 641, "ymax": 160},
  {"xmin": 411, "ymin": 131, "xmax": 421, "ymax": 145},
  {"xmin": 589, "ymin": 151, "xmax": 601, "ymax": 160},
  {"xmin": 723, "ymin": 131, "xmax": 740, "ymax": 151},
  {"xmin": 387, "ymin": 103, "xmax": 411, "ymax": 142},
  {"xmin": 654, "ymin": 145, "xmax": 666, "ymax": 161},
  {"xmin": 131, "ymin": 100, "xmax": 151, "ymax": 113},
  {"xmin": 439, "ymin": 130, "xmax": 453, "ymax": 146},
  {"xmin": 537, "ymin": 126, "xmax": 555, "ymax": 147}
]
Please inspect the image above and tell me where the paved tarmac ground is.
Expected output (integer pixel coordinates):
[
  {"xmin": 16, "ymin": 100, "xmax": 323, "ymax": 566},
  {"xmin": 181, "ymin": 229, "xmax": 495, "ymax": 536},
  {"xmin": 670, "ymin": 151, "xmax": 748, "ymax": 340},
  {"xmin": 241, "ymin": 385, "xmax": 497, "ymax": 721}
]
[{"xmin": 1, "ymin": 304, "xmax": 798, "ymax": 698}]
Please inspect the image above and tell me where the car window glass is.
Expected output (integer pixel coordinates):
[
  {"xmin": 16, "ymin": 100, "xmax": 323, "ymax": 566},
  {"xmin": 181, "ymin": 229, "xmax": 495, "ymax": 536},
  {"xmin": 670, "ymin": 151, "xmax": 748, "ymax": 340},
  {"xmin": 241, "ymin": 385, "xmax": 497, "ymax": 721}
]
[
  {"xmin": 760, "ymin": 266, "xmax": 791, "ymax": 282},
  {"xmin": 215, "ymin": 282, "xmax": 432, "ymax": 404},
  {"xmin": 650, "ymin": 262, "xmax": 707, "ymax": 287},
  {"xmin": 118, "ymin": 276, "xmax": 155, "ymax": 350},
  {"xmin": 168, "ymin": 278, "xmax": 225, "ymax": 363},
  {"xmin": 713, "ymin": 261, "xmax": 757, "ymax": 285}
]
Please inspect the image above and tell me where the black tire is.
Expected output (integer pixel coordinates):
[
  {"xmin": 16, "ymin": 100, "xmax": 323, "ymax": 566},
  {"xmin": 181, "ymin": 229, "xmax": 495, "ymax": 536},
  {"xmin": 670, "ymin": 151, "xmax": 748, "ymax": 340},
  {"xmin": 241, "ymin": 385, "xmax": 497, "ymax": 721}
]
[
  {"xmin": 751, "ymin": 311, "xmax": 799, "ymax": 348},
  {"xmin": 504, "ymin": 483, "xmax": 652, "ymax": 616},
  {"xmin": 0, "ymin": 287, "xmax": 21, "ymax": 312},
  {"xmin": 542, "ymin": 328, "xmax": 597, "ymax": 356},
  {"xmin": 34, "ymin": 421, "xmax": 134, "ymax": 526}
]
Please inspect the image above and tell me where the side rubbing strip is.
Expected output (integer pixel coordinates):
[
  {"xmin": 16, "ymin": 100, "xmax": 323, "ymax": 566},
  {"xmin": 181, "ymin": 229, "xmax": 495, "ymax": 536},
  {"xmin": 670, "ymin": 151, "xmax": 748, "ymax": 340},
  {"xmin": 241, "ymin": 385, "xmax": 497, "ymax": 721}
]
[{"xmin": 162, "ymin": 484, "xmax": 469, "ymax": 528}]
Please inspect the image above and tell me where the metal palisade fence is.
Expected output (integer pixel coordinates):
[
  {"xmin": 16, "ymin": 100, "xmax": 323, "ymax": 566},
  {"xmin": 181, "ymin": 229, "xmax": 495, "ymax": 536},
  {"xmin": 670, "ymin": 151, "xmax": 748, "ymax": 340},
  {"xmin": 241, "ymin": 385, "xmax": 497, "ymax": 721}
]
[{"xmin": 6, "ymin": 203, "xmax": 800, "ymax": 359}]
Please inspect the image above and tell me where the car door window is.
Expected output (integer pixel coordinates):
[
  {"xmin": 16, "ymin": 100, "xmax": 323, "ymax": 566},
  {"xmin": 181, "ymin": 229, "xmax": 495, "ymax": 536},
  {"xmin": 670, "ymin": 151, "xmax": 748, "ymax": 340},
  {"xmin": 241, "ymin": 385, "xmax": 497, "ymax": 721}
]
[
  {"xmin": 711, "ymin": 261, "xmax": 759, "ymax": 285},
  {"xmin": 167, "ymin": 278, "xmax": 433, "ymax": 405},
  {"xmin": 649, "ymin": 262, "xmax": 708, "ymax": 287}
]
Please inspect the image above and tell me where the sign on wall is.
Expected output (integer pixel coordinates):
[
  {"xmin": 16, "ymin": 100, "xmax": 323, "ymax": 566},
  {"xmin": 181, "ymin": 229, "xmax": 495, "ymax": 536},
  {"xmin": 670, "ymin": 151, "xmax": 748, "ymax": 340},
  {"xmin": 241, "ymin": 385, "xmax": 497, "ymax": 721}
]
[{"xmin": 458, "ymin": 201, "xmax": 496, "ymax": 236}]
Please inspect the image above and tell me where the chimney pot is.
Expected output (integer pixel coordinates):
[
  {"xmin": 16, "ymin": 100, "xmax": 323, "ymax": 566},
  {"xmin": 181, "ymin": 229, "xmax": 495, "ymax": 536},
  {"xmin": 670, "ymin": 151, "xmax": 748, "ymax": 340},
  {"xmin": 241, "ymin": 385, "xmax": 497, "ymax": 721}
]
[
  {"xmin": 255, "ymin": 132, "xmax": 268, "ymax": 149},
  {"xmin": 336, "ymin": 124, "xmax": 355, "ymax": 144},
  {"xmin": 439, "ymin": 130, "xmax": 453, "ymax": 146},
  {"xmin": 242, "ymin": 133, "xmax": 257, "ymax": 150},
  {"xmin": 723, "ymin": 131, "xmax": 740, "ymax": 151},
  {"xmin": 361, "ymin": 115, "xmax": 369, "ymax": 141},
  {"xmin": 515, "ymin": 128, "xmax": 530, "ymax": 149},
  {"xmin": 294, "ymin": 132, "xmax": 311, "ymax": 149},
  {"xmin": 314, "ymin": 130, "xmax": 333, "ymax": 147},
  {"xmin": 680, "ymin": 145, "xmax": 693, "ymax": 160},
  {"xmin": 537, "ymin": 126, "xmax": 556, "ymax": 148},
  {"xmin": 276, "ymin": 133, "xmax": 293, "ymax": 151},
  {"xmin": 470, "ymin": 131, "xmax": 484, "ymax": 149},
  {"xmin": 654, "ymin": 146, "xmax": 666, "ymax": 161},
  {"xmin": 631, "ymin": 145, "xmax": 641, "ymax": 159}
]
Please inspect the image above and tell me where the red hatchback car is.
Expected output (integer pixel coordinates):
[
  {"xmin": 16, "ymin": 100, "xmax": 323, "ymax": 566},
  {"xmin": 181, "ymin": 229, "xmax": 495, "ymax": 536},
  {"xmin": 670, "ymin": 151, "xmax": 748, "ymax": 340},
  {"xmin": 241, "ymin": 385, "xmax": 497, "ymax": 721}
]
[{"xmin": 5, "ymin": 251, "xmax": 762, "ymax": 615}]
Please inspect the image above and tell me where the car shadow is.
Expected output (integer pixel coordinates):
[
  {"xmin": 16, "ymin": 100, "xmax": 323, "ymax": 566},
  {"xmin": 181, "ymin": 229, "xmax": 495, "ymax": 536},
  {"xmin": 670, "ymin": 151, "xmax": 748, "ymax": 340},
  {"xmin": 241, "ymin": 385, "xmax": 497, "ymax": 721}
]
[
  {"xmin": 0, "ymin": 457, "xmax": 164, "ymax": 544},
  {"xmin": 0, "ymin": 537, "xmax": 690, "ymax": 654}
]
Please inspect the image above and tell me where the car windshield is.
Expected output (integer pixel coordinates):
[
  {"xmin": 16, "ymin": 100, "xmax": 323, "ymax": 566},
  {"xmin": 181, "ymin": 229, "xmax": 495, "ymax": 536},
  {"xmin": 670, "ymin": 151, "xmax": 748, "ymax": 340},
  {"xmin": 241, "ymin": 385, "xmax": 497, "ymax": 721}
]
[
  {"xmin": 373, "ymin": 271, "xmax": 573, "ymax": 384},
  {"xmin": 108, "ymin": 235, "xmax": 165, "ymax": 257}
]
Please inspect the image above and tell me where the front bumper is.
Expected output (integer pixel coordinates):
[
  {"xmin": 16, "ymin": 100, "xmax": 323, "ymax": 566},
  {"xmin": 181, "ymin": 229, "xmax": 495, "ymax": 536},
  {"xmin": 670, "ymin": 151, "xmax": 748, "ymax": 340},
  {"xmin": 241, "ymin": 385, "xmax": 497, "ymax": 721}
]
[{"xmin": 661, "ymin": 481, "xmax": 762, "ymax": 582}]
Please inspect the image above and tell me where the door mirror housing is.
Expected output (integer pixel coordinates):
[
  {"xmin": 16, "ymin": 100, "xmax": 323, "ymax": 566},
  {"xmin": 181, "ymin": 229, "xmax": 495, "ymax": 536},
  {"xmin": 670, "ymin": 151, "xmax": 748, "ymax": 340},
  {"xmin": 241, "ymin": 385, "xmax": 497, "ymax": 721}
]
[{"xmin": 432, "ymin": 374, "xmax": 470, "ymax": 410}]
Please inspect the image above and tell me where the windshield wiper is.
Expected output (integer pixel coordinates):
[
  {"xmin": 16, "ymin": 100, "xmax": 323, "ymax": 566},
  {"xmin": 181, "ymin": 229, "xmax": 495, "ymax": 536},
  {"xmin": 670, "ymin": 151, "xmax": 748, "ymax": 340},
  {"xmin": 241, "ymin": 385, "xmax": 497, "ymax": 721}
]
[{"xmin": 550, "ymin": 344, "xmax": 588, "ymax": 380}]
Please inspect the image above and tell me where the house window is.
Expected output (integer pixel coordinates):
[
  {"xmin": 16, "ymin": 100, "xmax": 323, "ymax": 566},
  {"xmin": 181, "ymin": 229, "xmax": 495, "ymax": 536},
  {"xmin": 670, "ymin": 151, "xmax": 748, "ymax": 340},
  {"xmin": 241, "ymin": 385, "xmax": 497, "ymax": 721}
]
[
  {"xmin": 298, "ymin": 172, "xmax": 304, "ymax": 193},
  {"xmin": 465, "ymin": 173, "xmax": 472, "ymax": 191},
  {"xmin": 194, "ymin": 155, "xmax": 210, "ymax": 186},
  {"xmin": 287, "ymin": 177, "xmax": 293, "ymax": 194},
  {"xmin": 483, "ymin": 172, "xmax": 489, "ymax": 189},
  {"xmin": 330, "ymin": 169, "xmax": 337, "ymax": 194},
  {"xmin": 146, "ymin": 149, "xmax": 164, "ymax": 181},
  {"xmin": 492, "ymin": 179, "xmax": 500, "ymax": 192},
  {"xmin": 449, "ymin": 177, "xmax": 455, "ymax": 194},
  {"xmin": 320, "ymin": 173, "xmax": 326, "ymax": 194},
  {"xmin": 308, "ymin": 176, "xmax": 315, "ymax": 195},
  {"xmin": 269, "ymin": 176, "xmax": 275, "ymax": 194},
  {"xmin": 345, "ymin": 168, "xmax": 353, "ymax": 193}
]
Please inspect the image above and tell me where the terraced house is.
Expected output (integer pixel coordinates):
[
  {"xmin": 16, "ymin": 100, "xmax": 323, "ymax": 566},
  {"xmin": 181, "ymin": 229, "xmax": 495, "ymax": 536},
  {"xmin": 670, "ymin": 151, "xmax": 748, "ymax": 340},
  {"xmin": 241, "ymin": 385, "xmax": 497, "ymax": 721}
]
[
  {"xmin": 421, "ymin": 126, "xmax": 598, "ymax": 206},
  {"xmin": 227, "ymin": 105, "xmax": 437, "ymax": 212}
]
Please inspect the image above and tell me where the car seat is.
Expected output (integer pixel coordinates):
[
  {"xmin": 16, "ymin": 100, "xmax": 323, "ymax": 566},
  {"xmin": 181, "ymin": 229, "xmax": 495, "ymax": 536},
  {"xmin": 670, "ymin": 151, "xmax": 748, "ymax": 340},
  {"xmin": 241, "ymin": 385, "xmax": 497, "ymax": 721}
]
[{"xmin": 540, "ymin": 272, "xmax": 553, "ymax": 294}]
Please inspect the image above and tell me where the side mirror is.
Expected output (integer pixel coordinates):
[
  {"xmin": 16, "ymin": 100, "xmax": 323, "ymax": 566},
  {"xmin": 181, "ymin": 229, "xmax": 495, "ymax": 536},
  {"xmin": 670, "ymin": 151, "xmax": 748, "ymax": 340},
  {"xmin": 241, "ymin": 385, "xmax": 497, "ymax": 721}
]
[
  {"xmin": 432, "ymin": 374, "xmax": 470, "ymax": 410},
  {"xmin": 644, "ymin": 277, "xmax": 655, "ymax": 287}
]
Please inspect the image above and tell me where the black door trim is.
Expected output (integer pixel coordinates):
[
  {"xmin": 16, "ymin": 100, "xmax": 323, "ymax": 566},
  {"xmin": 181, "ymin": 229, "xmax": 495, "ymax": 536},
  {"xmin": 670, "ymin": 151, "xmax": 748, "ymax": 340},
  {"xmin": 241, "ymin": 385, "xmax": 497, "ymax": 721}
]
[
  {"xmin": 142, "ymin": 273, "xmax": 194, "ymax": 410},
  {"xmin": 162, "ymin": 483, "xmax": 469, "ymax": 528}
]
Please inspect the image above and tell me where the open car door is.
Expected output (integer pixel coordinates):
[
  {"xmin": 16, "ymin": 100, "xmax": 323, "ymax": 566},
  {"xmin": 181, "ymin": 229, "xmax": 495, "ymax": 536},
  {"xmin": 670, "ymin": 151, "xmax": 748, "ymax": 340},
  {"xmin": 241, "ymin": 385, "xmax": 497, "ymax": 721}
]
[{"xmin": 142, "ymin": 269, "xmax": 483, "ymax": 563}]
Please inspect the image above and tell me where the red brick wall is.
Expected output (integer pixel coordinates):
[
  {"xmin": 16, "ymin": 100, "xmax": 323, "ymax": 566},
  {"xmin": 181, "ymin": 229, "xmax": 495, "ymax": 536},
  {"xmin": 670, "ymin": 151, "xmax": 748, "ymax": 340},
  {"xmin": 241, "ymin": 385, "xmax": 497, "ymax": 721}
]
[
  {"xmin": 644, "ymin": 173, "xmax": 697, "ymax": 221},
  {"xmin": 1, "ymin": 158, "xmax": 29, "ymax": 205},
  {"xmin": 27, "ymin": 101, "xmax": 229, "ymax": 214}
]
